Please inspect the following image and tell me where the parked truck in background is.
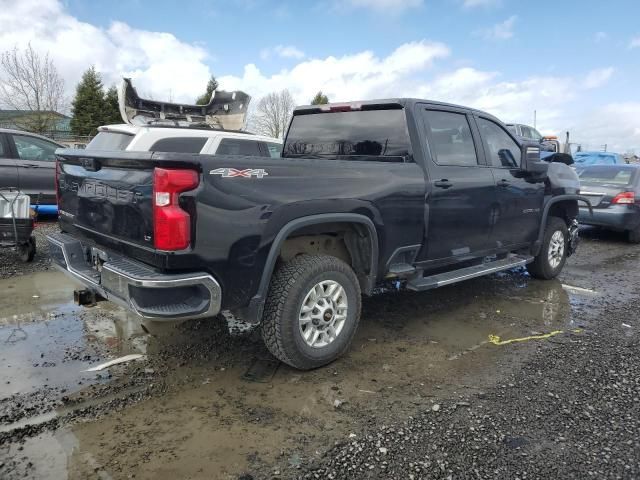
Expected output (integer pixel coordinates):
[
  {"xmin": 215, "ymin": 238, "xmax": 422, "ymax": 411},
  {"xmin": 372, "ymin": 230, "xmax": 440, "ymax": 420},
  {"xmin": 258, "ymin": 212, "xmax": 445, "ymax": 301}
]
[{"xmin": 48, "ymin": 95, "xmax": 591, "ymax": 370}]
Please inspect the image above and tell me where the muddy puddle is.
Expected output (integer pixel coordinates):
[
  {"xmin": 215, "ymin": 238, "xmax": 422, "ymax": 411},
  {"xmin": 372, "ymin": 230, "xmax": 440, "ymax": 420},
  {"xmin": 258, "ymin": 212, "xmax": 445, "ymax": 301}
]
[
  {"xmin": 0, "ymin": 272, "xmax": 148, "ymax": 404},
  {"xmin": 2, "ymin": 263, "xmax": 605, "ymax": 480}
]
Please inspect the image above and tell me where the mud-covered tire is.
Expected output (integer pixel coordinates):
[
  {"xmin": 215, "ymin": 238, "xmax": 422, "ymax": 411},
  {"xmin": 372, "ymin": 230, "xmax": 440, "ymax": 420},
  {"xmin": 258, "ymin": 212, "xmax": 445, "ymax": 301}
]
[
  {"xmin": 18, "ymin": 236, "xmax": 36, "ymax": 263},
  {"xmin": 527, "ymin": 216, "xmax": 568, "ymax": 280},
  {"xmin": 627, "ymin": 227, "xmax": 640, "ymax": 244},
  {"xmin": 260, "ymin": 254, "xmax": 361, "ymax": 370}
]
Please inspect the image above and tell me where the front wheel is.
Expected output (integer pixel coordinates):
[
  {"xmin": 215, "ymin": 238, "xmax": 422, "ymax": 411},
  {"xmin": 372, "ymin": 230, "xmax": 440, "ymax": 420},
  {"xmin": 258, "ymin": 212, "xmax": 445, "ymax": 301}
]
[
  {"xmin": 261, "ymin": 254, "xmax": 362, "ymax": 370},
  {"xmin": 527, "ymin": 217, "xmax": 568, "ymax": 280}
]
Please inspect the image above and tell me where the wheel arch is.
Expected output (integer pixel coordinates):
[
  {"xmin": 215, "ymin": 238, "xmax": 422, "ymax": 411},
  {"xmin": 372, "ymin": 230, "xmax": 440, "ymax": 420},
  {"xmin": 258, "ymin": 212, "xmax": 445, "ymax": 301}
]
[
  {"xmin": 533, "ymin": 194, "xmax": 592, "ymax": 256},
  {"xmin": 241, "ymin": 213, "xmax": 379, "ymax": 324}
]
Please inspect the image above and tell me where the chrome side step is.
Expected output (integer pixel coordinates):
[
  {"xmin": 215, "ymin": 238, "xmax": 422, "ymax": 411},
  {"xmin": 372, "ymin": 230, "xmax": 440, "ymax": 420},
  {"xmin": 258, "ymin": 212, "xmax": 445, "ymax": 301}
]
[{"xmin": 407, "ymin": 254, "xmax": 533, "ymax": 291}]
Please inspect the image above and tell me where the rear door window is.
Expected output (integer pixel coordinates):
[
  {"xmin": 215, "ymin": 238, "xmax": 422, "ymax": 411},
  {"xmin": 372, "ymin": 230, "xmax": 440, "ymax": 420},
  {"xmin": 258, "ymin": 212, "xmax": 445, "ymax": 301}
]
[
  {"xmin": 150, "ymin": 137, "xmax": 207, "ymax": 153},
  {"xmin": 11, "ymin": 134, "xmax": 58, "ymax": 161},
  {"xmin": 476, "ymin": 118, "xmax": 522, "ymax": 168},
  {"xmin": 423, "ymin": 110, "xmax": 479, "ymax": 167},
  {"xmin": 216, "ymin": 138, "xmax": 263, "ymax": 156},
  {"xmin": 87, "ymin": 132, "xmax": 133, "ymax": 151}
]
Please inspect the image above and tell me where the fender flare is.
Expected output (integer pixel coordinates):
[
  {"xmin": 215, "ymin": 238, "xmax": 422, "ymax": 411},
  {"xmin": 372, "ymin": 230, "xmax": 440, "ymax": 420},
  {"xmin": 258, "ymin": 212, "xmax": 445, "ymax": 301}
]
[
  {"xmin": 534, "ymin": 194, "xmax": 592, "ymax": 253},
  {"xmin": 240, "ymin": 213, "xmax": 379, "ymax": 324}
]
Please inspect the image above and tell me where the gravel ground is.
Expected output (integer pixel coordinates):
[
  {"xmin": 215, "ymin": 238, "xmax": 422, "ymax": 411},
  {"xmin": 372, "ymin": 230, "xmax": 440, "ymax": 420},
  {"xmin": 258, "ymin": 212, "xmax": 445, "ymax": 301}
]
[
  {"xmin": 1, "ymin": 228, "xmax": 639, "ymax": 479},
  {"xmin": 301, "ymin": 277, "xmax": 640, "ymax": 478},
  {"xmin": 0, "ymin": 221, "xmax": 58, "ymax": 279}
]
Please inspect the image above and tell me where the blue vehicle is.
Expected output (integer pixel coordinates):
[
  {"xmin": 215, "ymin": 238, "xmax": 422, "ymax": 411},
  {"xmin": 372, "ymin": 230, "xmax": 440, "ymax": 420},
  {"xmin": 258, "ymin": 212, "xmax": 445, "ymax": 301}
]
[{"xmin": 574, "ymin": 151, "xmax": 624, "ymax": 166}]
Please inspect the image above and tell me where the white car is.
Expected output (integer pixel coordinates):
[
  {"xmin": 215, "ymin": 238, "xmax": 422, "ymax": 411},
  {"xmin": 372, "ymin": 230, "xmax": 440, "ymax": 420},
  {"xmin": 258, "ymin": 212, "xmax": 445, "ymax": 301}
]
[
  {"xmin": 85, "ymin": 78, "xmax": 282, "ymax": 157},
  {"xmin": 87, "ymin": 124, "xmax": 282, "ymax": 157}
]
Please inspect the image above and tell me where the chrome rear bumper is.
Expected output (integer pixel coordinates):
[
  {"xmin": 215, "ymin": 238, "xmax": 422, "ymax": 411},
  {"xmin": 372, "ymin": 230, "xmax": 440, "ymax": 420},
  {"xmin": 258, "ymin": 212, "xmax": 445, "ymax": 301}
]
[{"xmin": 47, "ymin": 232, "xmax": 221, "ymax": 321}]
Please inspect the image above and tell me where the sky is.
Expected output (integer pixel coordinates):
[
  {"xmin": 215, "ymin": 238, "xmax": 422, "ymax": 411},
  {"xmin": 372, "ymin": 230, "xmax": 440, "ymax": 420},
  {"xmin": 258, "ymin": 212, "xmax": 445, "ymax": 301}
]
[{"xmin": 0, "ymin": 0, "xmax": 639, "ymax": 152}]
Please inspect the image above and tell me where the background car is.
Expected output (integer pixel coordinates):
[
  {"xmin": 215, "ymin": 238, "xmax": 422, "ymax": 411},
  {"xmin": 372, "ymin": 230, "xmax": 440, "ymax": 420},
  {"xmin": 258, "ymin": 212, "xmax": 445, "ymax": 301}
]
[
  {"xmin": 577, "ymin": 164, "xmax": 640, "ymax": 242},
  {"xmin": 0, "ymin": 128, "xmax": 63, "ymax": 214},
  {"xmin": 505, "ymin": 123, "xmax": 559, "ymax": 153},
  {"xmin": 574, "ymin": 151, "xmax": 624, "ymax": 166}
]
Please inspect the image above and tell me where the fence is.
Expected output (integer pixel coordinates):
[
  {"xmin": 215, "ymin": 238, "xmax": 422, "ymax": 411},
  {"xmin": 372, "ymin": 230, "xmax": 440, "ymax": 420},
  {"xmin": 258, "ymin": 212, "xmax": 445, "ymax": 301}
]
[{"xmin": 0, "ymin": 122, "xmax": 93, "ymax": 147}]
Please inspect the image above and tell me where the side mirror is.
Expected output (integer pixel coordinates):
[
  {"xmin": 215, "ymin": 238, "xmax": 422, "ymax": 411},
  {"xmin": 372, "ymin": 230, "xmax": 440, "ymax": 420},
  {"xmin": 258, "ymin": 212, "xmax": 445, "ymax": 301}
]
[{"xmin": 521, "ymin": 143, "xmax": 549, "ymax": 175}]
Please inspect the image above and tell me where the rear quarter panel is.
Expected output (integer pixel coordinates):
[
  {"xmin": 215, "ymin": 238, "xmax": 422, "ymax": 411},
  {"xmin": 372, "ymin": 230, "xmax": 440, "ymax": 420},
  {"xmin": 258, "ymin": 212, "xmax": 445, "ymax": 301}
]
[{"xmin": 189, "ymin": 154, "xmax": 426, "ymax": 309}]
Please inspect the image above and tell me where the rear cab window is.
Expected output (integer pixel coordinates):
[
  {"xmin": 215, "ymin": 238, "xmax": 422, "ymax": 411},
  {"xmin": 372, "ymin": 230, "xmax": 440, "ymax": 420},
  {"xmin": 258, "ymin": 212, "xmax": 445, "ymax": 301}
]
[
  {"xmin": 283, "ymin": 107, "xmax": 411, "ymax": 162},
  {"xmin": 87, "ymin": 131, "xmax": 133, "ymax": 151}
]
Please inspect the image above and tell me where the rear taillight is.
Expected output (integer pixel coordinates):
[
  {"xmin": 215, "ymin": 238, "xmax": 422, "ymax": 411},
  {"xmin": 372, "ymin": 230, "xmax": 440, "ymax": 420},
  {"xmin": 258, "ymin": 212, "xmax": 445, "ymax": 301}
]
[
  {"xmin": 153, "ymin": 168, "xmax": 199, "ymax": 251},
  {"xmin": 612, "ymin": 192, "xmax": 635, "ymax": 205}
]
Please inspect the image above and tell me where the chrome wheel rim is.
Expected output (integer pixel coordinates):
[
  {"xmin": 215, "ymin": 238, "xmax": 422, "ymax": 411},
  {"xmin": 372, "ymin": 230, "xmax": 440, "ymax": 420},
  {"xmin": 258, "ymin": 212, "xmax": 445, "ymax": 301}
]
[
  {"xmin": 298, "ymin": 280, "xmax": 348, "ymax": 348},
  {"xmin": 548, "ymin": 230, "xmax": 565, "ymax": 269}
]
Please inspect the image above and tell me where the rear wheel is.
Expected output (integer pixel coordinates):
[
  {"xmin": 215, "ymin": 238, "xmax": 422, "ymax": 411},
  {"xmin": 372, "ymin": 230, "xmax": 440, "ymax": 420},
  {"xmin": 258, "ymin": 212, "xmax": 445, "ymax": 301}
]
[
  {"xmin": 627, "ymin": 227, "xmax": 640, "ymax": 244},
  {"xmin": 261, "ymin": 254, "xmax": 361, "ymax": 370},
  {"xmin": 527, "ymin": 217, "xmax": 568, "ymax": 280}
]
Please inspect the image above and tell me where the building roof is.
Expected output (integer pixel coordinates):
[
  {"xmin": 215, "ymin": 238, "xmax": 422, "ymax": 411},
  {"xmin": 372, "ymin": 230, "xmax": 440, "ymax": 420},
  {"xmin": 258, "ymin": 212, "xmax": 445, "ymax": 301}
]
[{"xmin": 0, "ymin": 109, "xmax": 70, "ymax": 120}]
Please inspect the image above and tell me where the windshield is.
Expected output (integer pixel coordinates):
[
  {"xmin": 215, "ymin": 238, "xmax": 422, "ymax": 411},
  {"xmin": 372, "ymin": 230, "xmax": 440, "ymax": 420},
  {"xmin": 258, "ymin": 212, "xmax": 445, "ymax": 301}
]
[
  {"xmin": 578, "ymin": 166, "xmax": 637, "ymax": 186},
  {"xmin": 574, "ymin": 153, "xmax": 619, "ymax": 165},
  {"xmin": 283, "ymin": 108, "xmax": 411, "ymax": 161},
  {"xmin": 87, "ymin": 131, "xmax": 133, "ymax": 151}
]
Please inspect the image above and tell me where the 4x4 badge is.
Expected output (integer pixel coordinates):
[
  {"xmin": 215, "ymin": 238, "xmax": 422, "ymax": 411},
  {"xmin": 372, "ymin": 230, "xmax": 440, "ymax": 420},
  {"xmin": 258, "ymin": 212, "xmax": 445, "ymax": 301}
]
[{"xmin": 209, "ymin": 168, "xmax": 269, "ymax": 179}]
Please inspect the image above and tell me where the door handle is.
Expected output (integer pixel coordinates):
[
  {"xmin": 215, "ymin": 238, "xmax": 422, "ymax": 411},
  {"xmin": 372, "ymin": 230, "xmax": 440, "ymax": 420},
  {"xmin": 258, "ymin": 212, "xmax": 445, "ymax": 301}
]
[
  {"xmin": 434, "ymin": 179, "xmax": 453, "ymax": 189},
  {"xmin": 497, "ymin": 179, "xmax": 510, "ymax": 187},
  {"xmin": 23, "ymin": 163, "xmax": 39, "ymax": 168}
]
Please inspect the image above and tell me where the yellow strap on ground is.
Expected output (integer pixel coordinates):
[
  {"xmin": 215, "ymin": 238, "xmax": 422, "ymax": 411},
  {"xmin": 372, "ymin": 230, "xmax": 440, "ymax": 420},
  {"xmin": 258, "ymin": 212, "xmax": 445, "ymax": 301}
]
[{"xmin": 488, "ymin": 330, "xmax": 565, "ymax": 345}]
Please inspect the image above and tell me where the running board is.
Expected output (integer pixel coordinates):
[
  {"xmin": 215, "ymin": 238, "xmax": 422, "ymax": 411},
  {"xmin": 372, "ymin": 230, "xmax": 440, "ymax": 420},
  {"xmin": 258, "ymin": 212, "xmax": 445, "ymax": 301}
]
[{"xmin": 407, "ymin": 255, "xmax": 533, "ymax": 291}]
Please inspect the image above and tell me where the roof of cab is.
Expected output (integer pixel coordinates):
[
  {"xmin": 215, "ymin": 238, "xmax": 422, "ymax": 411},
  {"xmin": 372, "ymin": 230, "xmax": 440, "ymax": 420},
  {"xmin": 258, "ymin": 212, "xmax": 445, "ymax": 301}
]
[{"xmin": 293, "ymin": 98, "xmax": 503, "ymax": 122}]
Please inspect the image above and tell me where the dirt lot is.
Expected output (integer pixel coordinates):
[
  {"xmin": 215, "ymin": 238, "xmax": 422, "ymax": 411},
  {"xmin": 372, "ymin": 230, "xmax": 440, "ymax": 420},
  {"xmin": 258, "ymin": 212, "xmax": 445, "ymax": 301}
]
[{"xmin": 1, "ymin": 223, "xmax": 639, "ymax": 479}]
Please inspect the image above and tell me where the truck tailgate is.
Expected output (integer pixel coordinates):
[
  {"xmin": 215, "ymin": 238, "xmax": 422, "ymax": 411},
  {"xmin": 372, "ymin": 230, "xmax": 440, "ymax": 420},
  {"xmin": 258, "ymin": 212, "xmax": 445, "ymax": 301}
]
[{"xmin": 56, "ymin": 149, "xmax": 199, "ymax": 253}]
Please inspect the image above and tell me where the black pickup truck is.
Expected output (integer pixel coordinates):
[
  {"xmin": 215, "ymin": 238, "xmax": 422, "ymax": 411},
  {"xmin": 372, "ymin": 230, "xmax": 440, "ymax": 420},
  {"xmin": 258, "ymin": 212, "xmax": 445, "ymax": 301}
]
[{"xmin": 48, "ymin": 98, "xmax": 590, "ymax": 370}]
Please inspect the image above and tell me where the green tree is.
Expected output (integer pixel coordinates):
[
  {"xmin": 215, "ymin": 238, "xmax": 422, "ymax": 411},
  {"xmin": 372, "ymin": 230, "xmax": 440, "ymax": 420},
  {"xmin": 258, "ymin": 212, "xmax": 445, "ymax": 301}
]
[
  {"xmin": 195, "ymin": 76, "xmax": 219, "ymax": 105},
  {"xmin": 310, "ymin": 91, "xmax": 329, "ymax": 105},
  {"xmin": 103, "ymin": 85, "xmax": 122, "ymax": 125},
  {"xmin": 70, "ymin": 66, "xmax": 106, "ymax": 136}
]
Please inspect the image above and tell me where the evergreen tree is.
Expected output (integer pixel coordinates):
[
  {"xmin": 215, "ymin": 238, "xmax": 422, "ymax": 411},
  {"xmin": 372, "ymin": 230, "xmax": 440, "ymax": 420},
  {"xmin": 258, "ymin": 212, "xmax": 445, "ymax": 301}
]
[
  {"xmin": 195, "ymin": 76, "xmax": 219, "ymax": 105},
  {"xmin": 310, "ymin": 91, "xmax": 329, "ymax": 105},
  {"xmin": 103, "ymin": 85, "xmax": 122, "ymax": 124},
  {"xmin": 70, "ymin": 66, "xmax": 106, "ymax": 136}
]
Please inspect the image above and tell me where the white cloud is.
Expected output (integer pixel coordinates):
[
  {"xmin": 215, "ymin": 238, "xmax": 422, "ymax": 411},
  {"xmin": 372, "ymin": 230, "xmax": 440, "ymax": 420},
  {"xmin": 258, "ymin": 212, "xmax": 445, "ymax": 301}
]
[
  {"xmin": 582, "ymin": 67, "xmax": 614, "ymax": 89},
  {"xmin": 0, "ymin": 0, "xmax": 212, "ymax": 105},
  {"xmin": 479, "ymin": 15, "xmax": 517, "ymax": 40},
  {"xmin": 594, "ymin": 31, "xmax": 608, "ymax": 42},
  {"xmin": 462, "ymin": 0, "xmax": 501, "ymax": 8},
  {"xmin": 260, "ymin": 45, "xmax": 305, "ymax": 61},
  {"xmin": 219, "ymin": 40, "xmax": 450, "ymax": 103},
  {"xmin": 0, "ymin": 0, "xmax": 637, "ymax": 151},
  {"xmin": 332, "ymin": 0, "xmax": 423, "ymax": 13},
  {"xmin": 629, "ymin": 35, "xmax": 640, "ymax": 49},
  {"xmin": 568, "ymin": 103, "xmax": 640, "ymax": 153}
]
